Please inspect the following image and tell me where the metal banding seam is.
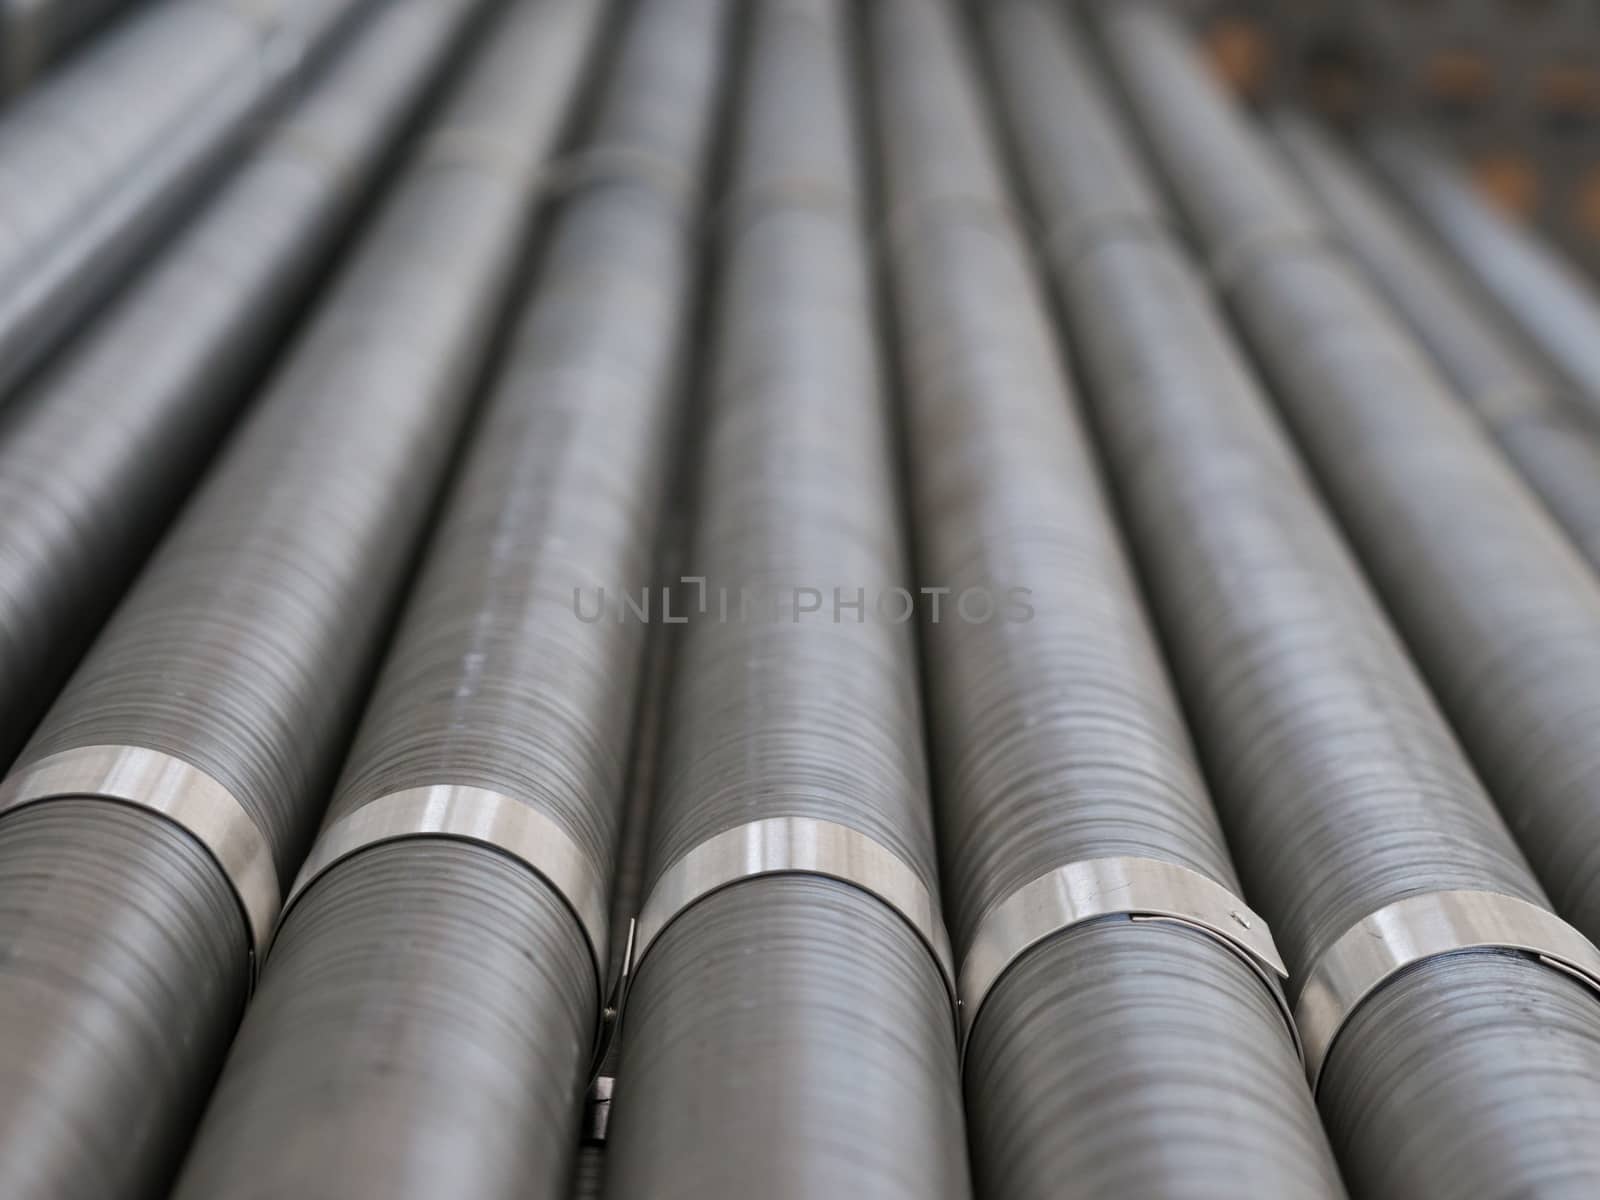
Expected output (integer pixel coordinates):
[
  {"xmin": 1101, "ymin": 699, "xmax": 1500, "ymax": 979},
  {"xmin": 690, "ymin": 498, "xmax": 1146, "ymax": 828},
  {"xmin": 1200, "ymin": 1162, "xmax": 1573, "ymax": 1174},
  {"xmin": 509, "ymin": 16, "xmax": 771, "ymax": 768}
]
[
  {"xmin": 1091, "ymin": 1, "xmax": 1600, "ymax": 1194},
  {"xmin": 169, "ymin": 1, "xmax": 731, "ymax": 1195},
  {"xmin": 873, "ymin": 3, "xmax": 1340, "ymax": 1197},
  {"xmin": 0, "ymin": 1, "xmax": 601, "ymax": 1195},
  {"xmin": 598, "ymin": 2, "xmax": 970, "ymax": 1195}
]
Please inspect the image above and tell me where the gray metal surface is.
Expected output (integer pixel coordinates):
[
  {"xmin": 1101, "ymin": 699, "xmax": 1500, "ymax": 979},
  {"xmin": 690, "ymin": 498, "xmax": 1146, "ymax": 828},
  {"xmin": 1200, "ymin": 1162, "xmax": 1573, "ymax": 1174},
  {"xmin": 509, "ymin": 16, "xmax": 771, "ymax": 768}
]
[
  {"xmin": 0, "ymin": 0, "xmax": 138, "ymax": 94},
  {"xmin": 0, "ymin": 0, "xmax": 375, "ymax": 398},
  {"xmin": 878, "ymin": 3, "xmax": 1340, "ymax": 1196},
  {"xmin": 1274, "ymin": 113, "xmax": 1600, "ymax": 573},
  {"xmin": 170, "ymin": 1, "xmax": 728, "ymax": 1195},
  {"xmin": 0, "ymin": 1, "xmax": 598, "ymax": 1193},
  {"xmin": 1371, "ymin": 128, "xmax": 1600, "ymax": 429},
  {"xmin": 0, "ymin": 0, "xmax": 485, "ymax": 772},
  {"xmin": 601, "ymin": 3, "xmax": 970, "ymax": 1196},
  {"xmin": 1091, "ymin": 2, "xmax": 1600, "ymax": 1194}
]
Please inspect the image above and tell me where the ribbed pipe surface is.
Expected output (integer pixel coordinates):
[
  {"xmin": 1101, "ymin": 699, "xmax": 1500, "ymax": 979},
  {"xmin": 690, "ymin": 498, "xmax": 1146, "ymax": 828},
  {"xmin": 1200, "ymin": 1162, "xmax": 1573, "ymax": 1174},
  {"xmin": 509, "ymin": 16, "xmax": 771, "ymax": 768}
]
[
  {"xmin": 606, "ymin": 881, "xmax": 967, "ymax": 1200},
  {"xmin": 602, "ymin": 3, "xmax": 969, "ymax": 1196},
  {"xmin": 176, "ymin": 843, "xmax": 597, "ymax": 1199},
  {"xmin": 0, "ymin": 0, "xmax": 487, "ymax": 771},
  {"xmin": 0, "ymin": 801, "xmax": 243, "ymax": 1199},
  {"xmin": 1101, "ymin": 0, "xmax": 1600, "ymax": 960},
  {"xmin": 0, "ymin": 0, "xmax": 135, "ymax": 94},
  {"xmin": 870, "ymin": 4, "xmax": 1341, "ymax": 1197},
  {"xmin": 173, "ymin": 2, "xmax": 727, "ymax": 1194},
  {"xmin": 1273, "ymin": 115, "xmax": 1600, "ymax": 572},
  {"xmin": 0, "ymin": 4, "xmax": 598, "ymax": 1195},
  {"xmin": 965, "ymin": 923, "xmax": 1339, "ymax": 1200},
  {"xmin": 1370, "ymin": 129, "xmax": 1600, "ymax": 427},
  {"xmin": 1089, "ymin": 4, "xmax": 1600, "ymax": 1194},
  {"xmin": 0, "ymin": 0, "xmax": 373, "ymax": 398}
]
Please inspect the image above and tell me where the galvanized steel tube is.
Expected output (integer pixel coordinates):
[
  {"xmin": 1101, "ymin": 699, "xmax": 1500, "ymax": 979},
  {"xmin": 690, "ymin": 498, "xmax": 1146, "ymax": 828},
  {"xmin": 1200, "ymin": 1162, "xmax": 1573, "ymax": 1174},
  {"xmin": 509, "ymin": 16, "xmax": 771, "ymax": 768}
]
[
  {"xmin": 171, "ymin": 1, "xmax": 727, "ymax": 1194},
  {"xmin": 1273, "ymin": 114, "xmax": 1600, "ymax": 573},
  {"xmin": 0, "ymin": 0, "xmax": 490, "ymax": 772},
  {"xmin": 0, "ymin": 0, "xmax": 371, "ymax": 398},
  {"xmin": 0, "ymin": 3, "xmax": 599, "ymax": 1195},
  {"xmin": 1090, "ymin": 3, "xmax": 1600, "ymax": 1195},
  {"xmin": 1370, "ymin": 128, "xmax": 1600, "ymax": 428},
  {"xmin": 601, "ymin": 3, "xmax": 970, "ymax": 1196},
  {"xmin": 870, "ymin": 2, "xmax": 1343, "ymax": 1196}
]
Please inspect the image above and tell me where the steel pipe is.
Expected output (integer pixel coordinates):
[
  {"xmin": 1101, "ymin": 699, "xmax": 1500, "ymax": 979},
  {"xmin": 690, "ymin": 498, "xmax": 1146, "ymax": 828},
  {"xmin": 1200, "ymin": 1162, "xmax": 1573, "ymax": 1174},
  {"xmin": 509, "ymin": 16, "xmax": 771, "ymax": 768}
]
[
  {"xmin": 1274, "ymin": 114, "xmax": 1600, "ymax": 574},
  {"xmin": 0, "ymin": 0, "xmax": 137, "ymax": 95},
  {"xmin": 1370, "ymin": 129, "xmax": 1600, "ymax": 428},
  {"xmin": 600, "ymin": 4, "xmax": 970, "ymax": 1196},
  {"xmin": 170, "ymin": 1, "xmax": 728, "ymax": 1194},
  {"xmin": 0, "ymin": 3, "xmax": 600, "ymax": 1195},
  {"xmin": 1089, "ymin": 3, "xmax": 1600, "ymax": 1195},
  {"xmin": 867, "ymin": 3, "xmax": 1342, "ymax": 1196},
  {"xmin": 0, "ymin": 0, "xmax": 491, "ymax": 773},
  {"xmin": 0, "ymin": 0, "xmax": 372, "ymax": 399}
]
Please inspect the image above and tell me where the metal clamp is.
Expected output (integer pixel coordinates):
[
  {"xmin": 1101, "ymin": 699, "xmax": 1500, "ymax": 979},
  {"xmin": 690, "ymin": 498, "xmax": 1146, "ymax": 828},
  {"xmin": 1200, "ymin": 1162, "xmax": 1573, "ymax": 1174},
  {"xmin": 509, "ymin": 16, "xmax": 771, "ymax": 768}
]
[
  {"xmin": 282, "ymin": 784, "xmax": 611, "ymax": 992},
  {"xmin": 957, "ymin": 856, "xmax": 1294, "ymax": 1058},
  {"xmin": 631, "ymin": 816, "xmax": 957, "ymax": 1009},
  {"xmin": 1296, "ymin": 889, "xmax": 1600, "ymax": 1090},
  {"xmin": 0, "ymin": 745, "xmax": 280, "ymax": 970}
]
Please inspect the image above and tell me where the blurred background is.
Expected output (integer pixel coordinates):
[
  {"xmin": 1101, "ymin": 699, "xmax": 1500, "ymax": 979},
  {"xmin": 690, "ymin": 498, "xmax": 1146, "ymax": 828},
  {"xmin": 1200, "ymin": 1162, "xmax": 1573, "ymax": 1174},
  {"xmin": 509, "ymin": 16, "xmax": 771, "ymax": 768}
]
[{"xmin": 1189, "ymin": 0, "xmax": 1600, "ymax": 268}]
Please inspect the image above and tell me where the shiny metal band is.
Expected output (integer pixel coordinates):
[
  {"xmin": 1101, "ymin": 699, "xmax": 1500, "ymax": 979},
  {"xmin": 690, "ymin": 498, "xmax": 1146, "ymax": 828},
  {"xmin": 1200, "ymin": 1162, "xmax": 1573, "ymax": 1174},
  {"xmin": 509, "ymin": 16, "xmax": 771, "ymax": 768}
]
[
  {"xmin": 632, "ymin": 816, "xmax": 957, "ymax": 1007},
  {"xmin": 0, "ymin": 744, "xmax": 280, "ymax": 966},
  {"xmin": 1296, "ymin": 889, "xmax": 1600, "ymax": 1089},
  {"xmin": 958, "ymin": 856, "xmax": 1294, "ymax": 1056},
  {"xmin": 281, "ymin": 785, "xmax": 610, "ymax": 988}
]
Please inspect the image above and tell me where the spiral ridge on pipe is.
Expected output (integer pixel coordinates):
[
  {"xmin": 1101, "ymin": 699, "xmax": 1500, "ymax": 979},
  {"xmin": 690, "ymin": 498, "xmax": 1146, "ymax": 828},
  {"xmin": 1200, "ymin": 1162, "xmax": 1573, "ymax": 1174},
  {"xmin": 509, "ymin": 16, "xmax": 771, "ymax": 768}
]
[
  {"xmin": 0, "ymin": 0, "xmax": 489, "ymax": 772},
  {"xmin": 872, "ymin": 3, "xmax": 1342, "ymax": 1196},
  {"xmin": 0, "ymin": 1, "xmax": 600, "ymax": 1193},
  {"xmin": 1087, "ymin": 2, "xmax": 1600, "ymax": 1193},
  {"xmin": 173, "ymin": 1, "xmax": 730, "ymax": 1193},
  {"xmin": 602, "ymin": 3, "xmax": 970, "ymax": 1195}
]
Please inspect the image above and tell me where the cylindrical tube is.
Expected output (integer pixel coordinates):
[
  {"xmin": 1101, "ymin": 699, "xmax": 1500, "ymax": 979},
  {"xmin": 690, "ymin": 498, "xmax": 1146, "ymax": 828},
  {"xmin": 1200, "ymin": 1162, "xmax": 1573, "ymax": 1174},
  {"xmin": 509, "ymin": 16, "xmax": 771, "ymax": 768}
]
[
  {"xmin": 171, "ymin": 2, "xmax": 729, "ymax": 1195},
  {"xmin": 601, "ymin": 4, "xmax": 970, "ymax": 1196},
  {"xmin": 1370, "ymin": 128, "xmax": 1600, "ymax": 428},
  {"xmin": 1101, "ymin": 0, "xmax": 1600, "ymax": 974},
  {"xmin": 1273, "ymin": 114, "xmax": 1600, "ymax": 571},
  {"xmin": 0, "ymin": 0, "xmax": 372, "ymax": 398},
  {"xmin": 1089, "ymin": 4, "xmax": 1600, "ymax": 1195},
  {"xmin": 0, "ymin": 0, "xmax": 492, "ymax": 772},
  {"xmin": 0, "ymin": 0, "xmax": 138, "ymax": 94},
  {"xmin": 873, "ymin": 3, "xmax": 1342, "ymax": 1197},
  {"xmin": 0, "ymin": 4, "xmax": 600, "ymax": 1196}
]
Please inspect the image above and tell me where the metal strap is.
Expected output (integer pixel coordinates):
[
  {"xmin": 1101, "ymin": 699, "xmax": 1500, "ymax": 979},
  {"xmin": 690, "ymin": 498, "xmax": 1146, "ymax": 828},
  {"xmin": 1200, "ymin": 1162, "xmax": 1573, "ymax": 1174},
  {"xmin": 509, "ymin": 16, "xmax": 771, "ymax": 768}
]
[
  {"xmin": 957, "ymin": 856, "xmax": 1295, "ymax": 1059},
  {"xmin": 631, "ymin": 816, "xmax": 957, "ymax": 1008},
  {"xmin": 0, "ymin": 745, "xmax": 280, "ymax": 969},
  {"xmin": 1296, "ymin": 889, "xmax": 1600, "ymax": 1090},
  {"xmin": 281, "ymin": 785, "xmax": 610, "ymax": 992}
]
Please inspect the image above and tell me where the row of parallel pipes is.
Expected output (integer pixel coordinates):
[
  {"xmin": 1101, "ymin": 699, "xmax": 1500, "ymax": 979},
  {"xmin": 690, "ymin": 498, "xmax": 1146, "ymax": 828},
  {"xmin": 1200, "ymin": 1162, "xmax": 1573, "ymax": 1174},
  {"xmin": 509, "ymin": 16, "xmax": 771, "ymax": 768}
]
[
  {"xmin": 8, "ymin": 2, "xmax": 1600, "ymax": 1197},
  {"xmin": 1080, "ymin": 1, "xmax": 1600, "ymax": 1194},
  {"xmin": 171, "ymin": 0, "xmax": 729, "ymax": 1193},
  {"xmin": 874, "ymin": 1, "xmax": 1342, "ymax": 1197},
  {"xmin": 601, "ymin": 2, "xmax": 969, "ymax": 1194},
  {"xmin": 0, "ymin": 1, "xmax": 603, "ymax": 1193},
  {"xmin": 0, "ymin": 0, "xmax": 495, "ymax": 769}
]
